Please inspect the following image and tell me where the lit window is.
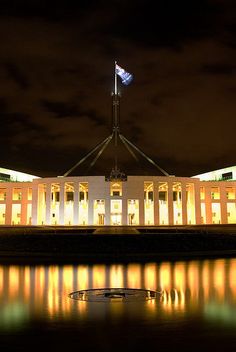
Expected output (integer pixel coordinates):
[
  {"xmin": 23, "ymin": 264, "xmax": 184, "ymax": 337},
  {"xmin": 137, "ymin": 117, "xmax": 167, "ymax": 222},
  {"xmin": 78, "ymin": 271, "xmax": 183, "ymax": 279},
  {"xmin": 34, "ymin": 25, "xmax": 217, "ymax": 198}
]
[
  {"xmin": 110, "ymin": 182, "xmax": 122, "ymax": 196},
  {"xmin": 222, "ymin": 172, "xmax": 233, "ymax": 180}
]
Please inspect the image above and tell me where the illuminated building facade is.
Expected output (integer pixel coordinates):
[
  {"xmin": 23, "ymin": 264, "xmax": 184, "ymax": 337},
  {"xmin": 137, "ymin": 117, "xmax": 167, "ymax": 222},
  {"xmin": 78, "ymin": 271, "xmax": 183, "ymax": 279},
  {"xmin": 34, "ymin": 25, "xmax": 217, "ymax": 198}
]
[{"xmin": 0, "ymin": 166, "xmax": 236, "ymax": 226}]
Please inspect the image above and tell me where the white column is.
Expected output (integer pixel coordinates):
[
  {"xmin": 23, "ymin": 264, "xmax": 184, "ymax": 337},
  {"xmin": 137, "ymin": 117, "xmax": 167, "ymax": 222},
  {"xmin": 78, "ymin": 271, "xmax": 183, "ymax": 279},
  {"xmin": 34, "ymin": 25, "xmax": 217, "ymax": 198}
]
[
  {"xmin": 104, "ymin": 201, "xmax": 110, "ymax": 225},
  {"xmin": 73, "ymin": 182, "xmax": 79, "ymax": 225},
  {"xmin": 205, "ymin": 186, "xmax": 212, "ymax": 224},
  {"xmin": 46, "ymin": 183, "xmax": 51, "ymax": 225},
  {"xmin": 154, "ymin": 182, "xmax": 159, "ymax": 225},
  {"xmin": 5, "ymin": 186, "xmax": 12, "ymax": 225},
  {"xmin": 181, "ymin": 182, "xmax": 187, "ymax": 225},
  {"xmin": 59, "ymin": 182, "xmax": 65, "ymax": 225},
  {"xmin": 21, "ymin": 187, "xmax": 28, "ymax": 225},
  {"xmin": 122, "ymin": 199, "xmax": 127, "ymax": 226},
  {"xmin": 168, "ymin": 181, "xmax": 173, "ymax": 225},
  {"xmin": 194, "ymin": 183, "xmax": 201, "ymax": 225},
  {"xmin": 104, "ymin": 182, "xmax": 110, "ymax": 225},
  {"xmin": 122, "ymin": 182, "xmax": 127, "ymax": 225},
  {"xmin": 220, "ymin": 185, "xmax": 227, "ymax": 224},
  {"xmin": 32, "ymin": 182, "xmax": 38, "ymax": 225},
  {"xmin": 139, "ymin": 190, "xmax": 144, "ymax": 226},
  {"xmin": 88, "ymin": 198, "xmax": 93, "ymax": 225}
]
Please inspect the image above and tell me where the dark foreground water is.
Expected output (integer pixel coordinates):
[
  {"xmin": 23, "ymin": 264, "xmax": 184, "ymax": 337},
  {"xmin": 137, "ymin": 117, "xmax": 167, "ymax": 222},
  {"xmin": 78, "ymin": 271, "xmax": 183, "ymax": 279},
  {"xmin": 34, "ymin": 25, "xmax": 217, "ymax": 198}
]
[{"xmin": 0, "ymin": 258, "xmax": 236, "ymax": 351}]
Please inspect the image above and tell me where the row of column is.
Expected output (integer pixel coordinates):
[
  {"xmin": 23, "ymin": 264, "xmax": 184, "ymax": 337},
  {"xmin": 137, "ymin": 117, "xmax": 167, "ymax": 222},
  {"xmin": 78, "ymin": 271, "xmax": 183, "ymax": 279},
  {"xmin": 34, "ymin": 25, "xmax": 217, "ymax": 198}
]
[
  {"xmin": 32, "ymin": 180, "xmax": 201, "ymax": 226},
  {"xmin": 3, "ymin": 187, "xmax": 31, "ymax": 225},
  {"xmin": 154, "ymin": 182, "xmax": 201, "ymax": 225},
  {"xmin": 204, "ymin": 185, "xmax": 229, "ymax": 224}
]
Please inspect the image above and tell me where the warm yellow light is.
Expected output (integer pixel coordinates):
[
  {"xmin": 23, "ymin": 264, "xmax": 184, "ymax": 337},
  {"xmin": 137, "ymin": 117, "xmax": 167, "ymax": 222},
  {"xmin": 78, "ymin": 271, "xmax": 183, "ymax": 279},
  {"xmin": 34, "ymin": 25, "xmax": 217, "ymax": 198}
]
[
  {"xmin": 110, "ymin": 265, "xmax": 124, "ymax": 288},
  {"xmin": 127, "ymin": 264, "xmax": 141, "ymax": 288},
  {"xmin": 77, "ymin": 265, "xmax": 89, "ymax": 290},
  {"xmin": 93, "ymin": 265, "xmax": 106, "ymax": 288},
  {"xmin": 9, "ymin": 266, "xmax": 19, "ymax": 298},
  {"xmin": 144, "ymin": 263, "xmax": 157, "ymax": 291}
]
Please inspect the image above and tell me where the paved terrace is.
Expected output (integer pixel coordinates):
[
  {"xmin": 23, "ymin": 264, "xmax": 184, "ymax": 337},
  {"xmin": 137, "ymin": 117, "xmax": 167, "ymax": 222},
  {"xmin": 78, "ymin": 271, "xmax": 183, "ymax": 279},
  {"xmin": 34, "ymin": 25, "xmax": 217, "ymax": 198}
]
[
  {"xmin": 1, "ymin": 224, "xmax": 236, "ymax": 235},
  {"xmin": 0, "ymin": 225, "xmax": 236, "ymax": 263}
]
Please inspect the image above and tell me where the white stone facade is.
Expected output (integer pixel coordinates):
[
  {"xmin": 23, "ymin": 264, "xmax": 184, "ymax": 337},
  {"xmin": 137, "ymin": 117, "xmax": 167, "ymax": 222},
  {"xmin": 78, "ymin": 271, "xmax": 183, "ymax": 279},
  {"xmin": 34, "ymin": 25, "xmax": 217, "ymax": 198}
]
[{"xmin": 1, "ymin": 174, "xmax": 236, "ymax": 225}]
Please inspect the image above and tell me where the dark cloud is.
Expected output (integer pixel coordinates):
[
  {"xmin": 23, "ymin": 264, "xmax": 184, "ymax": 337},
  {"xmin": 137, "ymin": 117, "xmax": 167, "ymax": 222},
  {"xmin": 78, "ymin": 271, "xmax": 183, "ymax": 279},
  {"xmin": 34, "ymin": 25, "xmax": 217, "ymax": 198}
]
[
  {"xmin": 0, "ymin": 97, "xmax": 7, "ymax": 112},
  {"xmin": 0, "ymin": 0, "xmax": 99, "ymax": 21},
  {"xmin": 41, "ymin": 99, "xmax": 107, "ymax": 127},
  {"xmin": 4, "ymin": 62, "xmax": 30, "ymax": 89},
  {"xmin": 2, "ymin": 112, "xmax": 29, "ymax": 124},
  {"xmin": 41, "ymin": 100, "xmax": 80, "ymax": 118},
  {"xmin": 124, "ymin": 115, "xmax": 143, "ymax": 144},
  {"xmin": 202, "ymin": 63, "xmax": 236, "ymax": 75},
  {"xmin": 107, "ymin": 1, "xmax": 219, "ymax": 48}
]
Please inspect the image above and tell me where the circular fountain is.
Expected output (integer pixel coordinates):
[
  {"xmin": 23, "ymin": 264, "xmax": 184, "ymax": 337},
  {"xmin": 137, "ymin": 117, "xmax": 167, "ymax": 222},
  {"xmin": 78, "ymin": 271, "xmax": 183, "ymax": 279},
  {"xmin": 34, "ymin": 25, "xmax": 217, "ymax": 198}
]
[{"xmin": 69, "ymin": 288, "xmax": 162, "ymax": 302}]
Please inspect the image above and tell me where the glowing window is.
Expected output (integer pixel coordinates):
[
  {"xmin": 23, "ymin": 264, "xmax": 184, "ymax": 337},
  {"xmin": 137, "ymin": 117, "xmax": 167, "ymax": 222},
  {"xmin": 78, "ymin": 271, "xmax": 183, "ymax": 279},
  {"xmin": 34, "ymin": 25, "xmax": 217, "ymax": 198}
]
[
  {"xmin": 28, "ymin": 188, "xmax": 32, "ymax": 200},
  {"xmin": 211, "ymin": 187, "xmax": 220, "ymax": 200},
  {"xmin": 0, "ymin": 189, "xmax": 6, "ymax": 201},
  {"xmin": 200, "ymin": 187, "xmax": 205, "ymax": 200},
  {"xmin": 13, "ymin": 188, "xmax": 22, "ymax": 201},
  {"xmin": 226, "ymin": 187, "xmax": 235, "ymax": 200},
  {"xmin": 110, "ymin": 182, "xmax": 122, "ymax": 196}
]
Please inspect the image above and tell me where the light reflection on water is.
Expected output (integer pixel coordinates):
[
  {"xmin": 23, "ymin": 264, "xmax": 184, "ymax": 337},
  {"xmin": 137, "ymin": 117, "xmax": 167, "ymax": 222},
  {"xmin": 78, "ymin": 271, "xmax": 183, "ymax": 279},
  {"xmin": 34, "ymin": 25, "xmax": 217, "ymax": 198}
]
[{"xmin": 1, "ymin": 258, "xmax": 236, "ymax": 350}]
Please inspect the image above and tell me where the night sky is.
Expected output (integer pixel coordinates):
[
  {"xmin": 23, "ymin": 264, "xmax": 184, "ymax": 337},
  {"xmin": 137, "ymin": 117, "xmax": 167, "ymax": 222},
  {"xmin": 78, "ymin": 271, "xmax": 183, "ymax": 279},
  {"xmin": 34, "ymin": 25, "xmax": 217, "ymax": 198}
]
[{"xmin": 1, "ymin": 0, "xmax": 236, "ymax": 178}]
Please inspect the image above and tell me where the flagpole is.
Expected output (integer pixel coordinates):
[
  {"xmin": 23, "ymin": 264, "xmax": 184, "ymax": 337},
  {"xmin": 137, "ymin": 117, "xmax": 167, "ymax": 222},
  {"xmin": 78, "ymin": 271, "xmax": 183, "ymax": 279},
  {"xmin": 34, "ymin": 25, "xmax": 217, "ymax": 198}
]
[
  {"xmin": 113, "ymin": 61, "xmax": 119, "ymax": 170},
  {"xmin": 114, "ymin": 60, "xmax": 117, "ymax": 95}
]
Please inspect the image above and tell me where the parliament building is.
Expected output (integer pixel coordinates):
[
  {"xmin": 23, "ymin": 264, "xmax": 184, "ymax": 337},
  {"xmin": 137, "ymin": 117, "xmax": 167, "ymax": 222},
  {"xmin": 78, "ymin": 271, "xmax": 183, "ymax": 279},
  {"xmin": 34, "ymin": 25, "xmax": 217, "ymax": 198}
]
[{"xmin": 0, "ymin": 165, "xmax": 236, "ymax": 226}]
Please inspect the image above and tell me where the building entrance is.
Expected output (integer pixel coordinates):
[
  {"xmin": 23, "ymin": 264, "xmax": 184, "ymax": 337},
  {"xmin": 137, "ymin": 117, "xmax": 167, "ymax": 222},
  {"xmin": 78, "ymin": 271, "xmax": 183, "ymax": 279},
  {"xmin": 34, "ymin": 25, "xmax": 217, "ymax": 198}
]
[
  {"xmin": 110, "ymin": 199, "xmax": 122, "ymax": 225},
  {"xmin": 94, "ymin": 199, "xmax": 105, "ymax": 225},
  {"xmin": 111, "ymin": 214, "xmax": 122, "ymax": 225}
]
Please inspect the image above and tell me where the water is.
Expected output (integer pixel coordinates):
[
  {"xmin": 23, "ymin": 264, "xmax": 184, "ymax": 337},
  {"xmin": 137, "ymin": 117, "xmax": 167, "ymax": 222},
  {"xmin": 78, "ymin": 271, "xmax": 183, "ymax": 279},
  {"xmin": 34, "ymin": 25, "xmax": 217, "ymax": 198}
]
[{"xmin": 0, "ymin": 258, "xmax": 236, "ymax": 351}]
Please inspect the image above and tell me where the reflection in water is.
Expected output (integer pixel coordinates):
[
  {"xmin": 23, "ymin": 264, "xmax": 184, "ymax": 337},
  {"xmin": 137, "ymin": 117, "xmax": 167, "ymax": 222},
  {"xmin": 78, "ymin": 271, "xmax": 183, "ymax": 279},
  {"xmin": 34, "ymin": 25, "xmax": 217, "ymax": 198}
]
[{"xmin": 0, "ymin": 258, "xmax": 236, "ymax": 328}]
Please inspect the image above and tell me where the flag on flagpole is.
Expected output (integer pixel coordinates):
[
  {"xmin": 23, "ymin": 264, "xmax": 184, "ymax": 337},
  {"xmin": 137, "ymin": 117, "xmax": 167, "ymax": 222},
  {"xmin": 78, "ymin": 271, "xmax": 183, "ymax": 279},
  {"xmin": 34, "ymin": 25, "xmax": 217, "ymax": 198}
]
[{"xmin": 115, "ymin": 63, "xmax": 133, "ymax": 85}]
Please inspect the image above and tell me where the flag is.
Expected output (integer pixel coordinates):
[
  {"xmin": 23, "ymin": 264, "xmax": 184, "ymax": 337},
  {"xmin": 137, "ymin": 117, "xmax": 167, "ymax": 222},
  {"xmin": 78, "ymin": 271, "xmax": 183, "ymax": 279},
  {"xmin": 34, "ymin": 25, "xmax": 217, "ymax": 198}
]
[{"xmin": 115, "ymin": 63, "xmax": 133, "ymax": 85}]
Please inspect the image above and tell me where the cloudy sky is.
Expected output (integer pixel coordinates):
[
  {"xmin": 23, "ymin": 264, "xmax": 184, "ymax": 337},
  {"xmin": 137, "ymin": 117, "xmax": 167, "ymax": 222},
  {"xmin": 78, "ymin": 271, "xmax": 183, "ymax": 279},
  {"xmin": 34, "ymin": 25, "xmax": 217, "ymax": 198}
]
[{"xmin": 1, "ymin": 0, "xmax": 236, "ymax": 177}]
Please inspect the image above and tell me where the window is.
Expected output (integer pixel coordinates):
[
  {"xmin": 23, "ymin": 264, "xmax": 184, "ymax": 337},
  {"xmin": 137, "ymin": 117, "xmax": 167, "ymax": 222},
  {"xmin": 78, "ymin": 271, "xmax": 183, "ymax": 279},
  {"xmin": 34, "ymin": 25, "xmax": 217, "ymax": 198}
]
[
  {"xmin": 173, "ymin": 191, "xmax": 177, "ymax": 201},
  {"xmin": 13, "ymin": 188, "xmax": 22, "ymax": 201},
  {"xmin": 222, "ymin": 172, "xmax": 233, "ymax": 180},
  {"xmin": 200, "ymin": 187, "xmax": 205, "ymax": 200},
  {"xmin": 110, "ymin": 182, "xmax": 122, "ymax": 196},
  {"xmin": 79, "ymin": 183, "xmax": 88, "ymax": 202},
  {"xmin": 148, "ymin": 191, "xmax": 153, "ymax": 201},
  {"xmin": 28, "ymin": 188, "xmax": 32, "ymax": 200},
  {"xmin": 159, "ymin": 191, "xmax": 166, "ymax": 201},
  {"xmin": 55, "ymin": 192, "xmax": 60, "ymax": 202},
  {"xmin": 211, "ymin": 187, "xmax": 220, "ymax": 200},
  {"xmin": 112, "ymin": 191, "xmax": 119, "ymax": 196},
  {"xmin": 0, "ymin": 189, "xmax": 6, "ymax": 201},
  {"xmin": 0, "ymin": 173, "xmax": 10, "ymax": 182},
  {"xmin": 66, "ymin": 192, "xmax": 74, "ymax": 201},
  {"xmin": 226, "ymin": 187, "xmax": 235, "ymax": 199}
]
